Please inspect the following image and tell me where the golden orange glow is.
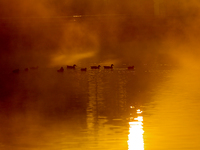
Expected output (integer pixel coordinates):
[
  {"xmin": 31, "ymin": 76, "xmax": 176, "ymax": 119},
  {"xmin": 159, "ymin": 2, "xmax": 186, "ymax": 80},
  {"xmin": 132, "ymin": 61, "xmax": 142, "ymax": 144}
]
[
  {"xmin": 73, "ymin": 15, "xmax": 82, "ymax": 18},
  {"xmin": 137, "ymin": 109, "xmax": 143, "ymax": 114},
  {"xmin": 50, "ymin": 51, "xmax": 96, "ymax": 66},
  {"xmin": 128, "ymin": 109, "xmax": 144, "ymax": 150}
]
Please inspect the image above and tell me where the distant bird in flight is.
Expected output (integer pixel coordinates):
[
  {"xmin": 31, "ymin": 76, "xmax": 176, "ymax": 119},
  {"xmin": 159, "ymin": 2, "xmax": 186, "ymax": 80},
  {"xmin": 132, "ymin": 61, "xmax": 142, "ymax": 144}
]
[
  {"xmin": 91, "ymin": 65, "xmax": 101, "ymax": 69},
  {"xmin": 67, "ymin": 64, "xmax": 76, "ymax": 69},
  {"xmin": 104, "ymin": 64, "xmax": 114, "ymax": 69}
]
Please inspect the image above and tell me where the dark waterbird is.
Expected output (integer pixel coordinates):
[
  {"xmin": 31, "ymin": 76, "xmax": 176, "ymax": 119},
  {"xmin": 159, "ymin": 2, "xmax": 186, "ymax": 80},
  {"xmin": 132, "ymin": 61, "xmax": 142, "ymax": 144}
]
[
  {"xmin": 67, "ymin": 64, "xmax": 76, "ymax": 69},
  {"xmin": 57, "ymin": 67, "xmax": 64, "ymax": 72},
  {"xmin": 104, "ymin": 64, "xmax": 114, "ymax": 69},
  {"xmin": 91, "ymin": 65, "xmax": 101, "ymax": 69},
  {"xmin": 81, "ymin": 68, "xmax": 87, "ymax": 71},
  {"xmin": 30, "ymin": 66, "xmax": 38, "ymax": 70},
  {"xmin": 12, "ymin": 69, "xmax": 19, "ymax": 73},
  {"xmin": 128, "ymin": 66, "xmax": 134, "ymax": 70}
]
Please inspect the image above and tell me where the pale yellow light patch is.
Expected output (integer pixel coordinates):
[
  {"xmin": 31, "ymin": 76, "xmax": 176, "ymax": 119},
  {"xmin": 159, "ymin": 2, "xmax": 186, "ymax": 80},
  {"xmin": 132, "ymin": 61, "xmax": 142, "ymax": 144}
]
[
  {"xmin": 50, "ymin": 51, "xmax": 96, "ymax": 67},
  {"xmin": 128, "ymin": 116, "xmax": 144, "ymax": 150}
]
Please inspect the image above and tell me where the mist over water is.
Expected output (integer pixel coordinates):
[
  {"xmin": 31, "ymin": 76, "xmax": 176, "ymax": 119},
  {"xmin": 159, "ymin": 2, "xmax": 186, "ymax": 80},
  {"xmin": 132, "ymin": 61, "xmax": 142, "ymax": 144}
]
[
  {"xmin": 1, "ymin": 0, "xmax": 200, "ymax": 70},
  {"xmin": 1, "ymin": 0, "xmax": 200, "ymax": 149}
]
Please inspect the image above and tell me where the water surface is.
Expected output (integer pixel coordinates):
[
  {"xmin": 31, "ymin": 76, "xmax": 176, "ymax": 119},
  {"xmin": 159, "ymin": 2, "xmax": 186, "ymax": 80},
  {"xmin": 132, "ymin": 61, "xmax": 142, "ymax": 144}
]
[{"xmin": 0, "ymin": 66, "xmax": 200, "ymax": 150}]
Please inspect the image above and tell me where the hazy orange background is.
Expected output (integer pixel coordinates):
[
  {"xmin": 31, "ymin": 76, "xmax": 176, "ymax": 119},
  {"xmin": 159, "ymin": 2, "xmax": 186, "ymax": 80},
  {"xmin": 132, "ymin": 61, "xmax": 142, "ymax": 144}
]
[{"xmin": 1, "ymin": 0, "xmax": 200, "ymax": 69}]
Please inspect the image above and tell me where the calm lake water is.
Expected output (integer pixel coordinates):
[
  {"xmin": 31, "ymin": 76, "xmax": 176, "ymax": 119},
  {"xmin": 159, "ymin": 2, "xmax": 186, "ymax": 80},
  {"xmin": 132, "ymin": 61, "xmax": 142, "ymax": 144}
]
[{"xmin": 0, "ymin": 65, "xmax": 200, "ymax": 150}]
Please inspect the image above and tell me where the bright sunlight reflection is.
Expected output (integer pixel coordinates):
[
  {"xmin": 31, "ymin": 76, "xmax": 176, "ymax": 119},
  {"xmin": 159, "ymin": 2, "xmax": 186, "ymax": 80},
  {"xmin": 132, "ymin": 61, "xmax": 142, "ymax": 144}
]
[{"xmin": 128, "ymin": 108, "xmax": 144, "ymax": 150}]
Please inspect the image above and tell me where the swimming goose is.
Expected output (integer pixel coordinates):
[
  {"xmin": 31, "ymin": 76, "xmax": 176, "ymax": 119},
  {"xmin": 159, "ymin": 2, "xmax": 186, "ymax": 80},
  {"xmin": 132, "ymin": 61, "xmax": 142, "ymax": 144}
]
[
  {"xmin": 30, "ymin": 66, "xmax": 38, "ymax": 70},
  {"xmin": 91, "ymin": 65, "xmax": 101, "ymax": 69},
  {"xmin": 81, "ymin": 68, "xmax": 87, "ymax": 71},
  {"xmin": 57, "ymin": 67, "xmax": 64, "ymax": 72},
  {"xmin": 67, "ymin": 64, "xmax": 76, "ymax": 69},
  {"xmin": 104, "ymin": 64, "xmax": 114, "ymax": 69},
  {"xmin": 12, "ymin": 69, "xmax": 19, "ymax": 73},
  {"xmin": 128, "ymin": 66, "xmax": 134, "ymax": 69}
]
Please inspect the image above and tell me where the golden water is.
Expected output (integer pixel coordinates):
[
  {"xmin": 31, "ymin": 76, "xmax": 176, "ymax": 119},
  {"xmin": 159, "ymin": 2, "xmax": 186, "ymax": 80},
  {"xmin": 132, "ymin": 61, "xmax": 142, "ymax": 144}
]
[{"xmin": 0, "ymin": 66, "xmax": 200, "ymax": 150}]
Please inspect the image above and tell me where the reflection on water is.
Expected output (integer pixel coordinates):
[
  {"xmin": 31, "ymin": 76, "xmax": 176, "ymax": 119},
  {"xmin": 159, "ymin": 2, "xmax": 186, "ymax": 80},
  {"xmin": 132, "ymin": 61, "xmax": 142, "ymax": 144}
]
[
  {"xmin": 128, "ymin": 108, "xmax": 144, "ymax": 150},
  {"xmin": 1, "ymin": 66, "xmax": 200, "ymax": 149}
]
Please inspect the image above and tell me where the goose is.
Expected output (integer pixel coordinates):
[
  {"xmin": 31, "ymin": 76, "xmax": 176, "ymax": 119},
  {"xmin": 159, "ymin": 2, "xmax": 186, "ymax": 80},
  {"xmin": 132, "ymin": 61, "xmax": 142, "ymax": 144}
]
[
  {"xmin": 57, "ymin": 67, "xmax": 64, "ymax": 72},
  {"xmin": 67, "ymin": 64, "xmax": 76, "ymax": 69},
  {"xmin": 128, "ymin": 66, "xmax": 134, "ymax": 69},
  {"xmin": 12, "ymin": 69, "xmax": 19, "ymax": 73},
  {"xmin": 81, "ymin": 68, "xmax": 87, "ymax": 71},
  {"xmin": 104, "ymin": 64, "xmax": 114, "ymax": 69},
  {"xmin": 91, "ymin": 65, "xmax": 101, "ymax": 69},
  {"xmin": 30, "ymin": 66, "xmax": 38, "ymax": 70}
]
